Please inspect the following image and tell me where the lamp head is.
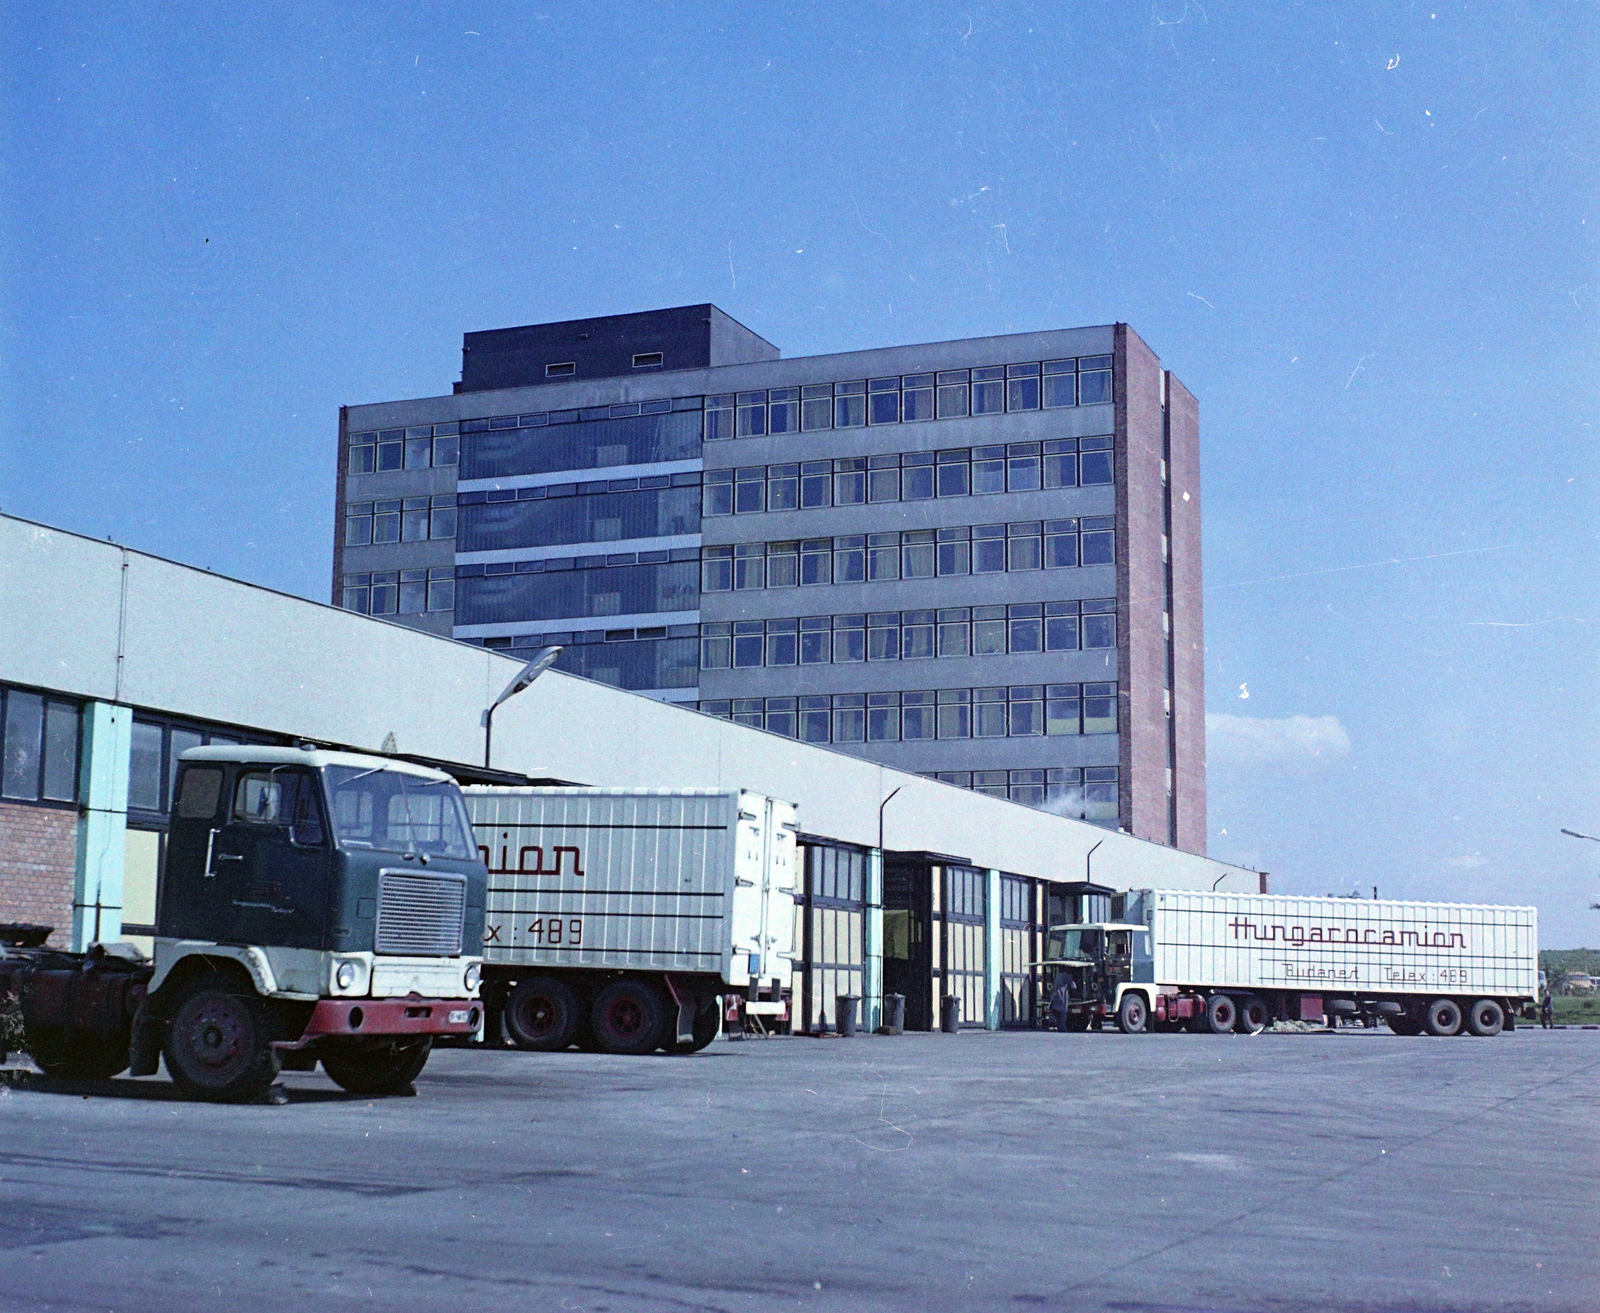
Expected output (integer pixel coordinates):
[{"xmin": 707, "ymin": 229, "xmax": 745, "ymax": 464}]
[{"xmin": 493, "ymin": 646, "xmax": 562, "ymax": 708}]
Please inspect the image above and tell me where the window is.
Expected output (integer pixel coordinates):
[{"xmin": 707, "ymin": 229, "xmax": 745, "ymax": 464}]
[
  {"xmin": 868, "ymin": 378, "xmax": 900, "ymax": 425},
  {"xmin": 1084, "ymin": 683, "xmax": 1118, "ymax": 735},
  {"xmin": 800, "ymin": 616, "xmax": 831, "ymax": 664},
  {"xmin": 767, "ymin": 463, "xmax": 799, "ymax": 510},
  {"xmin": 801, "ymin": 384, "xmax": 832, "ymax": 431},
  {"xmin": 975, "ymin": 688, "xmax": 1008, "ymax": 738},
  {"xmin": 430, "ymin": 494, "xmax": 457, "ymax": 540},
  {"xmin": 401, "ymin": 498, "xmax": 430, "ymax": 542},
  {"xmin": 369, "ymin": 571, "xmax": 399, "ymax": 615},
  {"xmin": 1008, "ymin": 521, "xmax": 1042, "ymax": 571},
  {"xmin": 800, "ymin": 538, "xmax": 831, "ymax": 585},
  {"xmin": 902, "ymin": 373, "xmax": 934, "ymax": 421},
  {"xmin": 736, "ymin": 392, "xmax": 767, "ymax": 438},
  {"xmin": 937, "ymin": 689, "xmax": 970, "ymax": 739},
  {"xmin": 972, "ymin": 366, "xmax": 1004, "ymax": 415},
  {"xmin": 868, "ymin": 613, "xmax": 899, "ymax": 661},
  {"xmin": 834, "ymin": 380, "xmax": 866, "ymax": 428},
  {"xmin": 764, "ymin": 697, "xmax": 797, "ymax": 737},
  {"xmin": 903, "ymin": 451, "xmax": 935, "ymax": 500},
  {"xmin": 733, "ymin": 622, "xmax": 765, "ymax": 667},
  {"xmin": 1045, "ymin": 602, "xmax": 1080, "ymax": 651},
  {"xmin": 1044, "ymin": 519, "xmax": 1078, "ymax": 568},
  {"xmin": 767, "ymin": 540, "xmax": 799, "ymax": 588},
  {"xmin": 345, "ymin": 503, "xmax": 373, "ymax": 546},
  {"xmin": 833, "ymin": 694, "xmax": 866, "ymax": 742},
  {"xmin": 800, "ymin": 460, "xmax": 831, "ymax": 509},
  {"xmin": 1081, "ymin": 516, "xmax": 1115, "ymax": 566},
  {"xmin": 1047, "ymin": 685, "xmax": 1081, "ymax": 735},
  {"xmin": 767, "ymin": 619, "xmax": 798, "ymax": 666},
  {"xmin": 405, "ymin": 432, "xmax": 432, "ymax": 470},
  {"xmin": 702, "ymin": 546, "xmax": 733, "ymax": 592},
  {"xmin": 902, "ymin": 530, "xmax": 935, "ymax": 578},
  {"xmin": 0, "ymin": 690, "xmax": 80, "ymax": 803},
  {"xmin": 546, "ymin": 362, "xmax": 575, "ymax": 378},
  {"xmin": 868, "ymin": 692, "xmax": 900, "ymax": 741},
  {"xmin": 1009, "ymin": 686, "xmax": 1044, "ymax": 736},
  {"xmin": 705, "ymin": 395, "xmax": 734, "ymax": 442},
  {"xmin": 833, "ymin": 536, "xmax": 865, "ymax": 583},
  {"xmin": 799, "ymin": 696, "xmax": 831, "ymax": 742},
  {"xmin": 700, "ymin": 622, "xmax": 731, "ymax": 669},
  {"xmin": 1007, "ymin": 443, "xmax": 1041, "ymax": 492},
  {"xmin": 973, "ymin": 524, "xmax": 1006, "ymax": 574},
  {"xmin": 936, "ymin": 370, "xmax": 969, "ymax": 418},
  {"xmin": 1043, "ymin": 440, "xmax": 1078, "ymax": 489},
  {"xmin": 937, "ymin": 608, "xmax": 970, "ymax": 657},
  {"xmin": 399, "ymin": 569, "xmax": 429, "ymax": 614},
  {"xmin": 833, "ymin": 615, "xmax": 865, "ymax": 663},
  {"xmin": 833, "ymin": 458, "xmax": 866, "ymax": 506},
  {"xmin": 632, "ymin": 352, "xmax": 664, "ymax": 368},
  {"xmin": 1007, "ymin": 362, "xmax": 1040, "ymax": 411},
  {"xmin": 734, "ymin": 543, "xmax": 765, "ymax": 590},
  {"xmin": 973, "ymin": 605, "xmax": 1006, "ymax": 655},
  {"xmin": 867, "ymin": 533, "xmax": 899, "ymax": 581},
  {"xmin": 372, "ymin": 500, "xmax": 401, "ymax": 545},
  {"xmin": 972, "ymin": 446, "xmax": 1006, "ymax": 495},
  {"xmin": 1008, "ymin": 603, "xmax": 1043, "ymax": 652},
  {"xmin": 868, "ymin": 454, "xmax": 900, "ymax": 502},
  {"xmin": 427, "ymin": 567, "xmax": 455, "ymax": 612},
  {"xmin": 734, "ymin": 467, "xmax": 764, "ymax": 513},
  {"xmin": 1083, "ymin": 601, "xmax": 1117, "ymax": 649},
  {"xmin": 902, "ymin": 610, "xmax": 935, "ymax": 660},
  {"xmin": 1078, "ymin": 355, "xmax": 1113, "ymax": 404},
  {"xmin": 703, "ymin": 469, "xmax": 733, "ymax": 516},
  {"xmin": 903, "ymin": 691, "xmax": 936, "ymax": 739},
  {"xmin": 768, "ymin": 388, "xmax": 799, "ymax": 434},
  {"xmin": 377, "ymin": 430, "xmax": 403, "ymax": 472},
  {"xmin": 1080, "ymin": 436, "xmax": 1114, "ymax": 485},
  {"xmin": 937, "ymin": 448, "xmax": 971, "ymax": 497},
  {"xmin": 348, "ymin": 439, "xmax": 375, "ymax": 475},
  {"xmin": 936, "ymin": 527, "xmax": 970, "ymax": 576},
  {"xmin": 1043, "ymin": 359, "xmax": 1077, "ymax": 409}
]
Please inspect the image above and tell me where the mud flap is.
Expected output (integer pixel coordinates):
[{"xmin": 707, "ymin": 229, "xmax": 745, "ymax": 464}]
[
  {"xmin": 127, "ymin": 1001, "xmax": 162, "ymax": 1077},
  {"xmin": 662, "ymin": 975, "xmax": 696, "ymax": 1046}
]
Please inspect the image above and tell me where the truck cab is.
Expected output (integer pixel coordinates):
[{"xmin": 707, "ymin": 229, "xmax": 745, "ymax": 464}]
[
  {"xmin": 138, "ymin": 746, "xmax": 488, "ymax": 1100},
  {"xmin": 1039, "ymin": 923, "xmax": 1149, "ymax": 1030}
]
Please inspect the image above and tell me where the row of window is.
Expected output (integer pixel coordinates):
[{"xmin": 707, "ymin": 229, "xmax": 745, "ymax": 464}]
[
  {"xmin": 701, "ymin": 519, "xmax": 1113, "ymax": 592},
  {"xmin": 345, "ymin": 495, "xmax": 458, "ymax": 546},
  {"xmin": 129, "ymin": 717, "xmax": 265, "ymax": 816},
  {"xmin": 455, "ymin": 562, "xmax": 698, "ymax": 627},
  {"xmin": 695, "ymin": 683, "xmax": 1118, "ymax": 741},
  {"xmin": 698, "ymin": 601, "xmax": 1116, "ymax": 669},
  {"xmin": 703, "ymin": 358, "xmax": 1112, "ymax": 440},
  {"xmin": 342, "ymin": 569, "xmax": 457, "ymax": 617},
  {"xmin": 0, "ymin": 687, "xmax": 80, "ymax": 804},
  {"xmin": 457, "ymin": 483, "xmax": 700, "ymax": 553},
  {"xmin": 703, "ymin": 439, "xmax": 1112, "ymax": 517},
  {"xmin": 347, "ymin": 427, "xmax": 461, "ymax": 476},
  {"xmin": 924, "ymin": 766, "xmax": 1119, "ymax": 816}
]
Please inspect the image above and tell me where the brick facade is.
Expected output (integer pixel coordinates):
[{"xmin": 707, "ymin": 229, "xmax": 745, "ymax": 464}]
[{"xmin": 0, "ymin": 801, "xmax": 78, "ymax": 947}]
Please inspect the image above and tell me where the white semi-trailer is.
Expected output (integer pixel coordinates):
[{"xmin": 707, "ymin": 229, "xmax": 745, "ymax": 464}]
[
  {"xmin": 1043, "ymin": 890, "xmax": 1537, "ymax": 1037},
  {"xmin": 464, "ymin": 787, "xmax": 796, "ymax": 1055}
]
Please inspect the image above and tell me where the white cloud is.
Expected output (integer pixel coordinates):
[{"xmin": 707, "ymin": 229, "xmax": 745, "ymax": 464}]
[
  {"xmin": 1444, "ymin": 853, "xmax": 1488, "ymax": 870},
  {"xmin": 1206, "ymin": 714, "xmax": 1351, "ymax": 773}
]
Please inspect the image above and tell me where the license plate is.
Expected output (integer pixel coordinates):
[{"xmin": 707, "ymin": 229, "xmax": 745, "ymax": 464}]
[{"xmin": 448, "ymin": 1009, "xmax": 470, "ymax": 1025}]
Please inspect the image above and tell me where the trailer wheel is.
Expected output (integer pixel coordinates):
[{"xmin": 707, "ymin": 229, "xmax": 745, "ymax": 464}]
[
  {"xmin": 591, "ymin": 980, "xmax": 668, "ymax": 1055},
  {"xmin": 1386, "ymin": 1011, "xmax": 1423, "ymax": 1036},
  {"xmin": 1235, "ymin": 996, "xmax": 1269, "ymax": 1035},
  {"xmin": 322, "ymin": 1038, "xmax": 433, "ymax": 1095},
  {"xmin": 1205, "ymin": 994, "xmax": 1237, "ymax": 1034},
  {"xmin": 503, "ymin": 976, "xmax": 582, "ymax": 1051},
  {"xmin": 23, "ymin": 1026, "xmax": 131, "ymax": 1081},
  {"xmin": 1423, "ymin": 998, "xmax": 1463, "ymax": 1037},
  {"xmin": 1465, "ymin": 999, "xmax": 1504, "ymax": 1037},
  {"xmin": 1115, "ymin": 993, "xmax": 1147, "ymax": 1034},
  {"xmin": 163, "ymin": 985, "xmax": 281, "ymax": 1103},
  {"xmin": 669, "ymin": 997, "xmax": 723, "ymax": 1054}
]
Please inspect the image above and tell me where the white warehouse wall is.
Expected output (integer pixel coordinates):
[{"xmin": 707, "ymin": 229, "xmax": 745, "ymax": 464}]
[{"xmin": 0, "ymin": 513, "xmax": 1257, "ymax": 893}]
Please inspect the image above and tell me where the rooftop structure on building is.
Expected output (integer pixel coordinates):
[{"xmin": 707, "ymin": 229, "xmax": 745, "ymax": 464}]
[{"xmin": 334, "ymin": 306, "xmax": 1206, "ymax": 853}]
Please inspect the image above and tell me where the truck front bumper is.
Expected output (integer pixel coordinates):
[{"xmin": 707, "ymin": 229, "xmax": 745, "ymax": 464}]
[{"xmin": 287, "ymin": 997, "xmax": 483, "ymax": 1046}]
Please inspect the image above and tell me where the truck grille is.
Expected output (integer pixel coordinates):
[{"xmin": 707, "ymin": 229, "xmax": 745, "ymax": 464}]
[{"xmin": 375, "ymin": 871, "xmax": 466, "ymax": 956}]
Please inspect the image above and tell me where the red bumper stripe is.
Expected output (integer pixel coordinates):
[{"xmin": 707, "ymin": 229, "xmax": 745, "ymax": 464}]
[{"xmin": 293, "ymin": 997, "xmax": 482, "ymax": 1044}]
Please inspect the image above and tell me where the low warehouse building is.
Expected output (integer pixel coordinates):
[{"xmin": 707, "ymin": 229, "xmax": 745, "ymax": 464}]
[{"xmin": 0, "ymin": 511, "xmax": 1259, "ymax": 1033}]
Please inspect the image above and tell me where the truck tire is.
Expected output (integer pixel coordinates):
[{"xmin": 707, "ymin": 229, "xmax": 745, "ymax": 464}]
[
  {"xmin": 1235, "ymin": 996, "xmax": 1269, "ymax": 1035},
  {"xmin": 163, "ymin": 984, "xmax": 282, "ymax": 1103},
  {"xmin": 503, "ymin": 976, "xmax": 582, "ymax": 1051},
  {"xmin": 1423, "ymin": 998, "xmax": 1463, "ymax": 1037},
  {"xmin": 1115, "ymin": 992, "xmax": 1147, "ymax": 1034},
  {"xmin": 669, "ymin": 998, "xmax": 722, "ymax": 1054},
  {"xmin": 23, "ymin": 1026, "xmax": 130, "ymax": 1080},
  {"xmin": 1205, "ymin": 994, "xmax": 1237, "ymax": 1035},
  {"xmin": 1386, "ymin": 1010, "xmax": 1423, "ymax": 1036},
  {"xmin": 1465, "ymin": 999, "xmax": 1504, "ymax": 1037},
  {"xmin": 322, "ymin": 1038, "xmax": 433, "ymax": 1095},
  {"xmin": 591, "ymin": 980, "xmax": 668, "ymax": 1055}
]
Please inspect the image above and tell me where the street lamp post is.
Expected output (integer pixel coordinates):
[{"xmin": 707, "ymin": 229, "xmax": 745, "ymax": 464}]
[{"xmin": 483, "ymin": 647, "xmax": 562, "ymax": 769}]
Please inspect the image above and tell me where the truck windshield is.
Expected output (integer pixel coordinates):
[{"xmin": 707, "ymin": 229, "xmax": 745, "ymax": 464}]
[
  {"xmin": 1045, "ymin": 928, "xmax": 1101, "ymax": 962},
  {"xmin": 323, "ymin": 766, "xmax": 476, "ymax": 860}
]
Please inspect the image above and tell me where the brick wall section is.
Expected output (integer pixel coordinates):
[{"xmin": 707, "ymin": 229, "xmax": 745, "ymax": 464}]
[
  {"xmin": 1114, "ymin": 325, "xmax": 1172, "ymax": 847},
  {"xmin": 1165, "ymin": 374, "xmax": 1207, "ymax": 855},
  {"xmin": 0, "ymin": 801, "xmax": 78, "ymax": 947}
]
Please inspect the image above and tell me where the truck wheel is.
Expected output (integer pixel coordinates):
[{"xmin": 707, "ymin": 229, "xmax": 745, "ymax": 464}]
[
  {"xmin": 322, "ymin": 1038, "xmax": 433, "ymax": 1095},
  {"xmin": 1235, "ymin": 996, "xmax": 1269, "ymax": 1035},
  {"xmin": 669, "ymin": 998, "xmax": 723, "ymax": 1054},
  {"xmin": 1115, "ymin": 993, "xmax": 1147, "ymax": 1034},
  {"xmin": 503, "ymin": 976, "xmax": 582, "ymax": 1051},
  {"xmin": 1465, "ymin": 999, "xmax": 1504, "ymax": 1037},
  {"xmin": 163, "ymin": 985, "xmax": 281, "ymax": 1103},
  {"xmin": 1424, "ymin": 998, "xmax": 1463, "ymax": 1037},
  {"xmin": 591, "ymin": 980, "xmax": 667, "ymax": 1055},
  {"xmin": 1205, "ymin": 994, "xmax": 1237, "ymax": 1034},
  {"xmin": 1386, "ymin": 1011, "xmax": 1423, "ymax": 1036},
  {"xmin": 23, "ymin": 1026, "xmax": 131, "ymax": 1080}
]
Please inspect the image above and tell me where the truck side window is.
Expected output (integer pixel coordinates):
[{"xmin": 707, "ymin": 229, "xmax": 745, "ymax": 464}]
[
  {"xmin": 175, "ymin": 767, "xmax": 223, "ymax": 820},
  {"xmin": 235, "ymin": 773, "xmax": 284, "ymax": 824},
  {"xmin": 1107, "ymin": 930, "xmax": 1130, "ymax": 956},
  {"xmin": 288, "ymin": 777, "xmax": 325, "ymax": 847}
]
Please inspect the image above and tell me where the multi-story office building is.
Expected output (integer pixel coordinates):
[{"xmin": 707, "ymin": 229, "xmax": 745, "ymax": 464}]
[{"xmin": 334, "ymin": 305, "xmax": 1205, "ymax": 851}]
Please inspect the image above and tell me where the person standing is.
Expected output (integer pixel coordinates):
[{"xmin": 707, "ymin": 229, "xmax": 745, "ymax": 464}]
[{"xmin": 1541, "ymin": 992, "xmax": 1554, "ymax": 1029}]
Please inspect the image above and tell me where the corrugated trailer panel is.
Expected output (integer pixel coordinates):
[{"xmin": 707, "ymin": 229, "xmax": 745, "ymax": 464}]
[
  {"xmin": 468, "ymin": 789, "xmax": 740, "ymax": 977},
  {"xmin": 1146, "ymin": 891, "xmax": 1537, "ymax": 997}
]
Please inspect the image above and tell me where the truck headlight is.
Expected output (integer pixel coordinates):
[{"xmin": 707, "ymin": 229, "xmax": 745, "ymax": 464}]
[
  {"xmin": 464, "ymin": 963, "xmax": 481, "ymax": 992},
  {"xmin": 336, "ymin": 961, "xmax": 359, "ymax": 990}
]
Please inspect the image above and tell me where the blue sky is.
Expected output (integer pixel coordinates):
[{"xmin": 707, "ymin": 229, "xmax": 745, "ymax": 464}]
[{"xmin": 3, "ymin": 4, "xmax": 1596, "ymax": 942}]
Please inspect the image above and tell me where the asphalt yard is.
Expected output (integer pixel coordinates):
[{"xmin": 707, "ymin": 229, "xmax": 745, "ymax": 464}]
[{"xmin": 1, "ymin": 1025, "xmax": 1596, "ymax": 1313}]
